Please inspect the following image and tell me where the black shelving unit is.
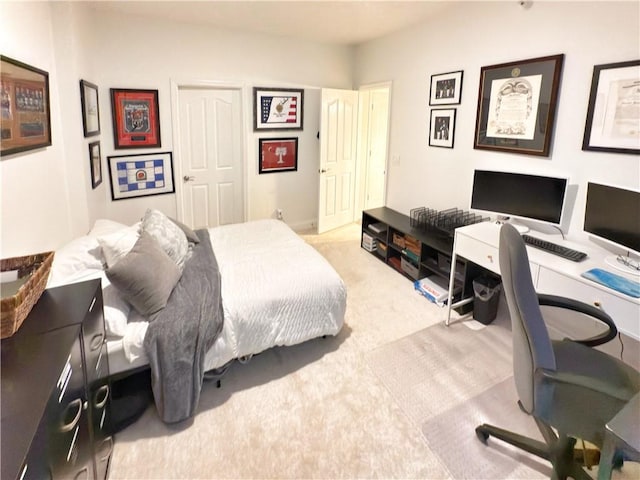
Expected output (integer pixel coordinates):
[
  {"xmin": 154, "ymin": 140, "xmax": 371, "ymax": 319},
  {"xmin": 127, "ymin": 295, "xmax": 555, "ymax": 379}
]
[{"xmin": 362, "ymin": 207, "xmax": 481, "ymax": 313}]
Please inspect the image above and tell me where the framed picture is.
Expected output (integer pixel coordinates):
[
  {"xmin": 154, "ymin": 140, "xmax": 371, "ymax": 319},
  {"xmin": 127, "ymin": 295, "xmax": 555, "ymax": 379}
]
[
  {"xmin": 110, "ymin": 88, "xmax": 161, "ymax": 149},
  {"xmin": 429, "ymin": 108, "xmax": 456, "ymax": 148},
  {"xmin": 253, "ymin": 87, "xmax": 303, "ymax": 131},
  {"xmin": 0, "ymin": 55, "xmax": 51, "ymax": 157},
  {"xmin": 582, "ymin": 59, "xmax": 640, "ymax": 154},
  {"xmin": 88, "ymin": 141, "xmax": 102, "ymax": 189},
  {"xmin": 80, "ymin": 80, "xmax": 100, "ymax": 137},
  {"xmin": 258, "ymin": 137, "xmax": 298, "ymax": 173},
  {"xmin": 429, "ymin": 70, "xmax": 463, "ymax": 105},
  {"xmin": 474, "ymin": 54, "xmax": 564, "ymax": 157},
  {"xmin": 107, "ymin": 151, "xmax": 175, "ymax": 200}
]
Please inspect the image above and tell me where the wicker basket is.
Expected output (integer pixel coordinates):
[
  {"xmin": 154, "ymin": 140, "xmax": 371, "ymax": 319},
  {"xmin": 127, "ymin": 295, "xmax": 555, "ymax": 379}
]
[{"xmin": 1, "ymin": 251, "xmax": 54, "ymax": 339}]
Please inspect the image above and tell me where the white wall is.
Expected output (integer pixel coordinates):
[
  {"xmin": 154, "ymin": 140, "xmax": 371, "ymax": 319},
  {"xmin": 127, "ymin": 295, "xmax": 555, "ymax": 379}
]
[
  {"xmin": 2, "ymin": 1, "xmax": 637, "ymax": 258},
  {"xmin": 0, "ymin": 1, "xmax": 74, "ymax": 258},
  {"xmin": 354, "ymin": 1, "xmax": 639, "ymax": 244},
  {"xmin": 0, "ymin": 2, "xmax": 352, "ymax": 257},
  {"xmin": 84, "ymin": 7, "xmax": 352, "ymax": 229}
]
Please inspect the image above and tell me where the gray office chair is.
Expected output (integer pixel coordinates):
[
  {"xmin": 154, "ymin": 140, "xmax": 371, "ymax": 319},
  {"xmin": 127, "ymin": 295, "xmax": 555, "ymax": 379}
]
[{"xmin": 475, "ymin": 223, "xmax": 640, "ymax": 480}]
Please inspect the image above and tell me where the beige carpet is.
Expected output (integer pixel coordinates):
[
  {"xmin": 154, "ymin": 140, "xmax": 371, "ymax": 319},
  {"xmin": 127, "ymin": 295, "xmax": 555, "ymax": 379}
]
[
  {"xmin": 108, "ymin": 222, "xmax": 639, "ymax": 479},
  {"xmin": 366, "ymin": 311, "xmax": 549, "ymax": 479}
]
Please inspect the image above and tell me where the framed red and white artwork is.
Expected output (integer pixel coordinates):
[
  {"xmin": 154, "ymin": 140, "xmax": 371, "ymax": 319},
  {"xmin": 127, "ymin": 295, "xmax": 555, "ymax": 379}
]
[{"xmin": 258, "ymin": 137, "xmax": 298, "ymax": 174}]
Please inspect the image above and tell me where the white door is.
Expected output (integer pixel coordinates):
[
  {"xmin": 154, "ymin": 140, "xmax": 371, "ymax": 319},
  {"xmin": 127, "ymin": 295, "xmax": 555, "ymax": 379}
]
[
  {"xmin": 363, "ymin": 87, "xmax": 389, "ymax": 210},
  {"xmin": 176, "ymin": 87, "xmax": 244, "ymax": 228},
  {"xmin": 318, "ymin": 88, "xmax": 359, "ymax": 233}
]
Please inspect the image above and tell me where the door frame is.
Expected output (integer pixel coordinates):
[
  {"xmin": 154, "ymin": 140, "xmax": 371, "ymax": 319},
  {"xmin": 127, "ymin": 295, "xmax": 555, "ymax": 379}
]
[
  {"xmin": 170, "ymin": 79, "xmax": 249, "ymax": 223},
  {"xmin": 355, "ymin": 81, "xmax": 392, "ymax": 216}
]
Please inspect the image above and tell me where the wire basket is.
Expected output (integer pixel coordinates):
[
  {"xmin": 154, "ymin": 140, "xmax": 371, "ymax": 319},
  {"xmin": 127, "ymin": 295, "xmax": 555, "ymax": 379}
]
[
  {"xmin": 1, "ymin": 251, "xmax": 54, "ymax": 339},
  {"xmin": 410, "ymin": 207, "xmax": 488, "ymax": 236}
]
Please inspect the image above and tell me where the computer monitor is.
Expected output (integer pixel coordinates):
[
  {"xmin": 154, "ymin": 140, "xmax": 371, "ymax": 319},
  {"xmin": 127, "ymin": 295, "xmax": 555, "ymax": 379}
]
[
  {"xmin": 584, "ymin": 182, "xmax": 640, "ymax": 275},
  {"xmin": 470, "ymin": 170, "xmax": 568, "ymax": 232}
]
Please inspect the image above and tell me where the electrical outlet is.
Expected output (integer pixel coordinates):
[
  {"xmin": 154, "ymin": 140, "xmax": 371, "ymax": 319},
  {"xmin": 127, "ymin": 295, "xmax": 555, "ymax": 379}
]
[{"xmin": 276, "ymin": 209, "xmax": 283, "ymax": 220}]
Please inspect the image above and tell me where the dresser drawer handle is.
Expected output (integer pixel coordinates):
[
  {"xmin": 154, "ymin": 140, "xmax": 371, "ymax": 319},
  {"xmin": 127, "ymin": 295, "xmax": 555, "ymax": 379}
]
[
  {"xmin": 60, "ymin": 398, "xmax": 82, "ymax": 432},
  {"xmin": 90, "ymin": 333, "xmax": 104, "ymax": 351},
  {"xmin": 73, "ymin": 466, "xmax": 90, "ymax": 480},
  {"xmin": 94, "ymin": 384, "xmax": 110, "ymax": 409},
  {"xmin": 18, "ymin": 463, "xmax": 28, "ymax": 480},
  {"xmin": 100, "ymin": 436, "xmax": 114, "ymax": 462}
]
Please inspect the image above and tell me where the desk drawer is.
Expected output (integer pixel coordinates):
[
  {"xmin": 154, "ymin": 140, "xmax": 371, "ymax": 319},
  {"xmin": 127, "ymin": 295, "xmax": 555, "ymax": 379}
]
[
  {"xmin": 456, "ymin": 233, "xmax": 499, "ymax": 273},
  {"xmin": 456, "ymin": 232, "xmax": 540, "ymax": 281},
  {"xmin": 537, "ymin": 267, "xmax": 639, "ymax": 338}
]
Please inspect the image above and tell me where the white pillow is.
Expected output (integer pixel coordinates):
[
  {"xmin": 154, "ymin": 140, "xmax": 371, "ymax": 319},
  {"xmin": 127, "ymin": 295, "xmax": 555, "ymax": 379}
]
[
  {"xmin": 47, "ymin": 235, "xmax": 104, "ymax": 287},
  {"xmin": 97, "ymin": 225, "xmax": 140, "ymax": 268},
  {"xmin": 122, "ymin": 321, "xmax": 149, "ymax": 363},
  {"xmin": 88, "ymin": 219, "xmax": 130, "ymax": 237},
  {"xmin": 100, "ymin": 273, "xmax": 131, "ymax": 338},
  {"xmin": 141, "ymin": 209, "xmax": 189, "ymax": 268}
]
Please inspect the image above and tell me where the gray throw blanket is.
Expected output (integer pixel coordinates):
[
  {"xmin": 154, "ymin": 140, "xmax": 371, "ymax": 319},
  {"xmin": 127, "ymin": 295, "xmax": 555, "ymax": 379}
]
[{"xmin": 143, "ymin": 229, "xmax": 224, "ymax": 423}]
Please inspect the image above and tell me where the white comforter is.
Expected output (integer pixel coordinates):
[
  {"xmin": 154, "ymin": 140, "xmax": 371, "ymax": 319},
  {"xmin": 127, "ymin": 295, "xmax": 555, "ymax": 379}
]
[{"xmin": 108, "ymin": 220, "xmax": 346, "ymax": 374}]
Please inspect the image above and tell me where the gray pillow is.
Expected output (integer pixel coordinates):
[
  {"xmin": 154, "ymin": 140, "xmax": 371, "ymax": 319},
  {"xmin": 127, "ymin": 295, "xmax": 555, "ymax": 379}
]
[
  {"xmin": 169, "ymin": 217, "xmax": 200, "ymax": 244},
  {"xmin": 141, "ymin": 208, "xmax": 189, "ymax": 269},
  {"xmin": 106, "ymin": 231, "xmax": 182, "ymax": 316}
]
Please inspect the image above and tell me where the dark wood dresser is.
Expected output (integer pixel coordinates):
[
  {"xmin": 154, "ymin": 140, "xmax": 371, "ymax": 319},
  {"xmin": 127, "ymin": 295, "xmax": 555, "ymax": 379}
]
[{"xmin": 1, "ymin": 279, "xmax": 112, "ymax": 480}]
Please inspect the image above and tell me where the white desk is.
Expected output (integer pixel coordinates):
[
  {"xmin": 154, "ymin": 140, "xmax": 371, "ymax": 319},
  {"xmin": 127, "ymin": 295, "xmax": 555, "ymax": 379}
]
[
  {"xmin": 446, "ymin": 222, "xmax": 640, "ymax": 340},
  {"xmin": 598, "ymin": 392, "xmax": 640, "ymax": 480}
]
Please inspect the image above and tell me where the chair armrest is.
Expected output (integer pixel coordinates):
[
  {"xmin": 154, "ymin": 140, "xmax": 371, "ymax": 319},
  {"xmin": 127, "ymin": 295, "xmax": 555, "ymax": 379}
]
[
  {"xmin": 537, "ymin": 294, "xmax": 618, "ymax": 347},
  {"xmin": 537, "ymin": 368, "xmax": 632, "ymax": 402}
]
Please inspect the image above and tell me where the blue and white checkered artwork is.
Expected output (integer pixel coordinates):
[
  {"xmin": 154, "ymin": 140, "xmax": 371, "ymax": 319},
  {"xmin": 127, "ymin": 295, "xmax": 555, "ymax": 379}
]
[
  {"xmin": 117, "ymin": 159, "xmax": 165, "ymax": 192},
  {"xmin": 108, "ymin": 152, "xmax": 174, "ymax": 201}
]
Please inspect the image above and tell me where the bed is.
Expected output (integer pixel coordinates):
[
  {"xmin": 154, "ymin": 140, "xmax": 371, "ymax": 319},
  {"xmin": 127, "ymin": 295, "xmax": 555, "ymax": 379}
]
[{"xmin": 47, "ymin": 212, "xmax": 347, "ymax": 423}]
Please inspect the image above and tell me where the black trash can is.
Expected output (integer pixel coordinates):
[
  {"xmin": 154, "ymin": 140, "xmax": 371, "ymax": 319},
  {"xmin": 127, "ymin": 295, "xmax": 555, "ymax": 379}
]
[{"xmin": 472, "ymin": 274, "xmax": 501, "ymax": 325}]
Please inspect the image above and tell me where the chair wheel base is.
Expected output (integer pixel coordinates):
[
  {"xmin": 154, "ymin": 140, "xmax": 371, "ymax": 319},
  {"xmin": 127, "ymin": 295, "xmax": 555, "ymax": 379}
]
[{"xmin": 476, "ymin": 426, "xmax": 489, "ymax": 444}]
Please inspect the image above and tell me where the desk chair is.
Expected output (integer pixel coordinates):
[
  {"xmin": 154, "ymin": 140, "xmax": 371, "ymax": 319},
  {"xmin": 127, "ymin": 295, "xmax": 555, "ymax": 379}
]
[{"xmin": 475, "ymin": 223, "xmax": 640, "ymax": 480}]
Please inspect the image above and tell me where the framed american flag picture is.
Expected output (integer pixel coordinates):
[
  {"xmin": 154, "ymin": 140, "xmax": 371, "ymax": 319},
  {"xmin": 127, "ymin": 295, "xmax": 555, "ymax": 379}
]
[{"xmin": 253, "ymin": 87, "xmax": 304, "ymax": 131}]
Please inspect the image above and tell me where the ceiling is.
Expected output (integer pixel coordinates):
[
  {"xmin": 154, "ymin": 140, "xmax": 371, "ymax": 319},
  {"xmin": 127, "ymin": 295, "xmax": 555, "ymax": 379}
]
[{"xmin": 86, "ymin": 1, "xmax": 455, "ymax": 46}]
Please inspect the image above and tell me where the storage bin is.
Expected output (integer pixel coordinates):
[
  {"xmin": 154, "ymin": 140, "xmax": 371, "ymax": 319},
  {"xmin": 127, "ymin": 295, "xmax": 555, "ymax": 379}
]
[
  {"xmin": 401, "ymin": 257, "xmax": 419, "ymax": 279},
  {"xmin": 392, "ymin": 233, "xmax": 405, "ymax": 249},
  {"xmin": 1, "ymin": 251, "xmax": 54, "ymax": 339}
]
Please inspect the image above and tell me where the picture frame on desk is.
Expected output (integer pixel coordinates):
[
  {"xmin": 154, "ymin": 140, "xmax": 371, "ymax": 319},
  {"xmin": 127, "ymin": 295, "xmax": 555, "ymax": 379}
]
[
  {"xmin": 429, "ymin": 108, "xmax": 456, "ymax": 148},
  {"xmin": 473, "ymin": 54, "xmax": 564, "ymax": 157},
  {"xmin": 582, "ymin": 59, "xmax": 640, "ymax": 155}
]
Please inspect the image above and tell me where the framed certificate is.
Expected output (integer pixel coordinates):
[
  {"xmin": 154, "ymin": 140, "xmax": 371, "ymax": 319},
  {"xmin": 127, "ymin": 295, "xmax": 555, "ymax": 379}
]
[
  {"xmin": 474, "ymin": 54, "xmax": 564, "ymax": 156},
  {"xmin": 582, "ymin": 59, "xmax": 640, "ymax": 154}
]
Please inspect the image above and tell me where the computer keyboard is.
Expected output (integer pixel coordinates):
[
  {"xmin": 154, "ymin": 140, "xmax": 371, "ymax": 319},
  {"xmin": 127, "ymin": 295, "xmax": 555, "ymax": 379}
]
[{"xmin": 522, "ymin": 234, "xmax": 587, "ymax": 262}]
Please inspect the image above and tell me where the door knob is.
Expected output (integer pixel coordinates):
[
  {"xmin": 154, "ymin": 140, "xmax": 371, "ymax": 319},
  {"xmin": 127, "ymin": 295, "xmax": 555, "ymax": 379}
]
[
  {"xmin": 183, "ymin": 175, "xmax": 195, "ymax": 182},
  {"xmin": 320, "ymin": 169, "xmax": 327, "ymax": 173}
]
